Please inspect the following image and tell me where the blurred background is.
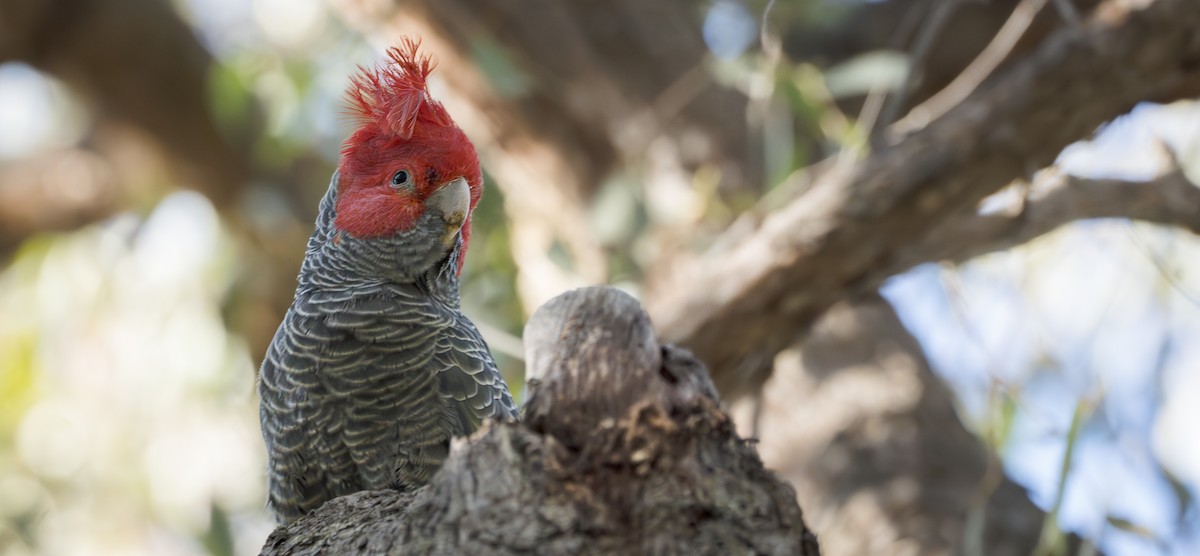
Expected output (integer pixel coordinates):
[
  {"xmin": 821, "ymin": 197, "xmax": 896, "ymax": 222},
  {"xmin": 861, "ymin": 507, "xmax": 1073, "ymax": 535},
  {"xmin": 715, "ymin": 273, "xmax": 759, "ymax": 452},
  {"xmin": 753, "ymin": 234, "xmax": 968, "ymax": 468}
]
[{"xmin": 0, "ymin": 0, "xmax": 1198, "ymax": 554}]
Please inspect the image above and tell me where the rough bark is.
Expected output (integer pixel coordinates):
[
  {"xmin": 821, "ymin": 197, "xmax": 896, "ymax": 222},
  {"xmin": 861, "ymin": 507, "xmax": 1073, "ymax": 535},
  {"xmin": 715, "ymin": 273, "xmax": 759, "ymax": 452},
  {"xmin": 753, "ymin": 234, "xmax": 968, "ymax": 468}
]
[
  {"xmin": 648, "ymin": 0, "xmax": 1200, "ymax": 397},
  {"xmin": 260, "ymin": 287, "xmax": 818, "ymax": 556}
]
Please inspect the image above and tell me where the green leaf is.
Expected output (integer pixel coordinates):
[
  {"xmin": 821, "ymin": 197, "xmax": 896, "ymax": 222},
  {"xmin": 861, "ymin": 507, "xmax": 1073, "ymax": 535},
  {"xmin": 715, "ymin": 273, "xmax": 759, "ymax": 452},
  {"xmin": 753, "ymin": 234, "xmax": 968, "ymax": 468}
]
[
  {"xmin": 1032, "ymin": 397, "xmax": 1093, "ymax": 556},
  {"xmin": 469, "ymin": 37, "xmax": 531, "ymax": 98},
  {"xmin": 822, "ymin": 50, "xmax": 908, "ymax": 99},
  {"xmin": 1105, "ymin": 516, "xmax": 1157, "ymax": 540},
  {"xmin": 205, "ymin": 63, "xmax": 257, "ymax": 144},
  {"xmin": 200, "ymin": 503, "xmax": 235, "ymax": 556}
]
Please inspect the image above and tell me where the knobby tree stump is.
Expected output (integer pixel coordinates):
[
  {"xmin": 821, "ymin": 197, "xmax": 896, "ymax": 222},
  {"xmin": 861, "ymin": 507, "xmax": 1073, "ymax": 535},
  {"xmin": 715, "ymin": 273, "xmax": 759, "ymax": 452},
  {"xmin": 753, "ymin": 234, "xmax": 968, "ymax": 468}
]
[{"xmin": 260, "ymin": 286, "xmax": 819, "ymax": 555}]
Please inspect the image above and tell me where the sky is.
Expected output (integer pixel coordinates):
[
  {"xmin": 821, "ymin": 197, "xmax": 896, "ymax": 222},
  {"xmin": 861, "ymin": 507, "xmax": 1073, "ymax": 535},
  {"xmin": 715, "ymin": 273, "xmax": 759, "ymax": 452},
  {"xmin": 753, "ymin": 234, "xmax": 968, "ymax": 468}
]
[{"xmin": 883, "ymin": 102, "xmax": 1200, "ymax": 554}]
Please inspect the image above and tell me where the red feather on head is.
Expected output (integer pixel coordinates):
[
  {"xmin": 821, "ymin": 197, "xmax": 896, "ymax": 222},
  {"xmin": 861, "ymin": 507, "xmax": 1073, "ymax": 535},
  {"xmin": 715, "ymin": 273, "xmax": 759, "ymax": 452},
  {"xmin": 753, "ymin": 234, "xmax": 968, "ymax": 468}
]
[
  {"xmin": 335, "ymin": 37, "xmax": 482, "ymax": 275},
  {"xmin": 344, "ymin": 37, "xmax": 451, "ymax": 140}
]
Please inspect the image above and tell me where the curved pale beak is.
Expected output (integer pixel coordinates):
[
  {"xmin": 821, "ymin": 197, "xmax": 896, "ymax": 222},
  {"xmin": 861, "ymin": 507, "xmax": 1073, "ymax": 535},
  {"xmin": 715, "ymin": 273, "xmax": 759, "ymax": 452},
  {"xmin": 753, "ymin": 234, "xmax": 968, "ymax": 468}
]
[{"xmin": 424, "ymin": 176, "xmax": 470, "ymax": 247}]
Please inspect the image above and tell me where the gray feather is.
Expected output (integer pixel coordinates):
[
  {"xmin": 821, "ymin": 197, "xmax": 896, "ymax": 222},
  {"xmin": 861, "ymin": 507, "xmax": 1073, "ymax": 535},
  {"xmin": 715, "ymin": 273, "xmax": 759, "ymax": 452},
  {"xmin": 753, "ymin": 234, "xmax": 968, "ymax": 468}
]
[{"xmin": 258, "ymin": 172, "xmax": 517, "ymax": 524}]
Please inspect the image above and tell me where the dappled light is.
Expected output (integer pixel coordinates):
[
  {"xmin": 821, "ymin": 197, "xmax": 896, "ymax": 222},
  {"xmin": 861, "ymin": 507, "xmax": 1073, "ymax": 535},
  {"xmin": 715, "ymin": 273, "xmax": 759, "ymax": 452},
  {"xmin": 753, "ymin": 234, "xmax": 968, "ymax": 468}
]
[{"xmin": 1, "ymin": 0, "xmax": 1198, "ymax": 555}]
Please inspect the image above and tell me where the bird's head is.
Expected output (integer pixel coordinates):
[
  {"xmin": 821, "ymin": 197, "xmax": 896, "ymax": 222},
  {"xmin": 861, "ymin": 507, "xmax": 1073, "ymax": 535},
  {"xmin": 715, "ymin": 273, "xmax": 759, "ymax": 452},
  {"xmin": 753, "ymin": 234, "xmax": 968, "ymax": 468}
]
[{"xmin": 334, "ymin": 38, "xmax": 482, "ymax": 276}]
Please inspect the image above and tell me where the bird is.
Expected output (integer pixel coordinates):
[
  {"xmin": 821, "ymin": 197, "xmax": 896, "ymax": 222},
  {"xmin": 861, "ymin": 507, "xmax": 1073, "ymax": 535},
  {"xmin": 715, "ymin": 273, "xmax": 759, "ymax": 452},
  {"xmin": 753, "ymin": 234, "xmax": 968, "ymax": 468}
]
[{"xmin": 257, "ymin": 38, "xmax": 518, "ymax": 525}]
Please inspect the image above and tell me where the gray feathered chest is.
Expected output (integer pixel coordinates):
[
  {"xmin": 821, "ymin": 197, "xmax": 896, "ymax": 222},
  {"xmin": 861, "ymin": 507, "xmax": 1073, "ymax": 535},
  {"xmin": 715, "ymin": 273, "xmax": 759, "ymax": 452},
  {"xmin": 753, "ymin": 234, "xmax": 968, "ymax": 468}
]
[{"xmin": 258, "ymin": 174, "xmax": 518, "ymax": 524}]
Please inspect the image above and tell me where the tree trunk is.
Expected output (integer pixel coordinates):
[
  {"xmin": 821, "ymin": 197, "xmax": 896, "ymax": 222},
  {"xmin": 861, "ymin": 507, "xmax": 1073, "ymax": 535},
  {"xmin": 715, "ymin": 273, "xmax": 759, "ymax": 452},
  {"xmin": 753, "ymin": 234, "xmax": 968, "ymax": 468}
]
[
  {"xmin": 650, "ymin": 0, "xmax": 1200, "ymax": 396},
  {"xmin": 739, "ymin": 294, "xmax": 1076, "ymax": 555},
  {"xmin": 260, "ymin": 287, "xmax": 819, "ymax": 556}
]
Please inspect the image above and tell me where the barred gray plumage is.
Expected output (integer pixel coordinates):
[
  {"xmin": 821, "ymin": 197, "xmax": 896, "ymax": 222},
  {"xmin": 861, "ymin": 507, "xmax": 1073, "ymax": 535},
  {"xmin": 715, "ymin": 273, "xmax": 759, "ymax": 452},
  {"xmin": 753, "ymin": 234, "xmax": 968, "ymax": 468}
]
[{"xmin": 258, "ymin": 172, "xmax": 518, "ymax": 524}]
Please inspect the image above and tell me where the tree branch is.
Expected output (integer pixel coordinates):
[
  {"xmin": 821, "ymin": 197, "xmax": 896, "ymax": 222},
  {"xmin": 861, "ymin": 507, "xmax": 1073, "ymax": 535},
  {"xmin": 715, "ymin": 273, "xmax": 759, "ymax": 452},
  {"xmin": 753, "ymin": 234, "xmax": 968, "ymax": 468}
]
[
  {"xmin": 261, "ymin": 287, "xmax": 818, "ymax": 556},
  {"xmin": 0, "ymin": 148, "xmax": 118, "ymax": 257},
  {"xmin": 891, "ymin": 0, "xmax": 1052, "ymax": 134},
  {"xmin": 749, "ymin": 294, "xmax": 1091, "ymax": 555},
  {"xmin": 649, "ymin": 0, "xmax": 1200, "ymax": 396},
  {"xmin": 903, "ymin": 167, "xmax": 1200, "ymax": 269},
  {"xmin": 0, "ymin": 0, "xmax": 255, "ymax": 209},
  {"xmin": 784, "ymin": 0, "xmax": 1104, "ymax": 116}
]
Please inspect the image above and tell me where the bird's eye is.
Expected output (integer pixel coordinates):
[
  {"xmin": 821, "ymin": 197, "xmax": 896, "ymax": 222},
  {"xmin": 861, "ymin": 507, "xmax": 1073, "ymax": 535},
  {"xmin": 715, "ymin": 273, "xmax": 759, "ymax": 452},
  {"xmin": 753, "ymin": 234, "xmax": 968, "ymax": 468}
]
[{"xmin": 390, "ymin": 170, "xmax": 411, "ymax": 189}]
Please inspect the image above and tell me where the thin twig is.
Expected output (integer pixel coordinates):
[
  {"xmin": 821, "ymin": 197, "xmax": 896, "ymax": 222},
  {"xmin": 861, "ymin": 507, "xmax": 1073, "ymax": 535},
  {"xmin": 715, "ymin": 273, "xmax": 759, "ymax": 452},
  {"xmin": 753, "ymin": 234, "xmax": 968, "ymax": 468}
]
[
  {"xmin": 652, "ymin": 64, "xmax": 711, "ymax": 123},
  {"xmin": 749, "ymin": 0, "xmax": 783, "ymax": 186},
  {"xmin": 760, "ymin": 0, "xmax": 778, "ymax": 53},
  {"xmin": 889, "ymin": 0, "xmax": 935, "ymax": 49},
  {"xmin": 857, "ymin": 0, "xmax": 942, "ymax": 153},
  {"xmin": 471, "ymin": 315, "xmax": 527, "ymax": 362},
  {"xmin": 1124, "ymin": 222, "xmax": 1200, "ymax": 307},
  {"xmin": 1051, "ymin": 0, "xmax": 1082, "ymax": 26},
  {"xmin": 892, "ymin": 0, "xmax": 1051, "ymax": 138},
  {"xmin": 876, "ymin": 0, "xmax": 966, "ymax": 132},
  {"xmin": 750, "ymin": 386, "xmax": 765, "ymax": 441},
  {"xmin": 839, "ymin": 81, "xmax": 888, "ymax": 168}
]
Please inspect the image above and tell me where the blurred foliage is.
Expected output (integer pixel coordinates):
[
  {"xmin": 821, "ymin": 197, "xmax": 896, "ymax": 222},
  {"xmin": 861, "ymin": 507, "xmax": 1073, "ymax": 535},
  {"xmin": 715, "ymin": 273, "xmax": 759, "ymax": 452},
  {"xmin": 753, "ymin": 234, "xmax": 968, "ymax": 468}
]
[{"xmin": 0, "ymin": 1, "xmax": 1198, "ymax": 555}]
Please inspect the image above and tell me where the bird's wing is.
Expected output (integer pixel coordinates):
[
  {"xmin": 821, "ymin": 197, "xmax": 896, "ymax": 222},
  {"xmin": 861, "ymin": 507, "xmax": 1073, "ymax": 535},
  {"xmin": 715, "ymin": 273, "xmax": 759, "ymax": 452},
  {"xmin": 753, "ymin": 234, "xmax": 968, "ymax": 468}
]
[
  {"xmin": 431, "ymin": 312, "xmax": 519, "ymax": 433},
  {"xmin": 258, "ymin": 306, "xmax": 362, "ymax": 523},
  {"xmin": 259, "ymin": 288, "xmax": 442, "ymax": 521}
]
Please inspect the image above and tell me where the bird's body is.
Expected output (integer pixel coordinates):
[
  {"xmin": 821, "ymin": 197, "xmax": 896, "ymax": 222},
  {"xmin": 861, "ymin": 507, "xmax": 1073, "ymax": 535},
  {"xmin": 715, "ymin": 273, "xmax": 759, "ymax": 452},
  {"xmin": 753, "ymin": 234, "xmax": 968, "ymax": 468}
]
[{"xmin": 258, "ymin": 40, "xmax": 517, "ymax": 524}]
